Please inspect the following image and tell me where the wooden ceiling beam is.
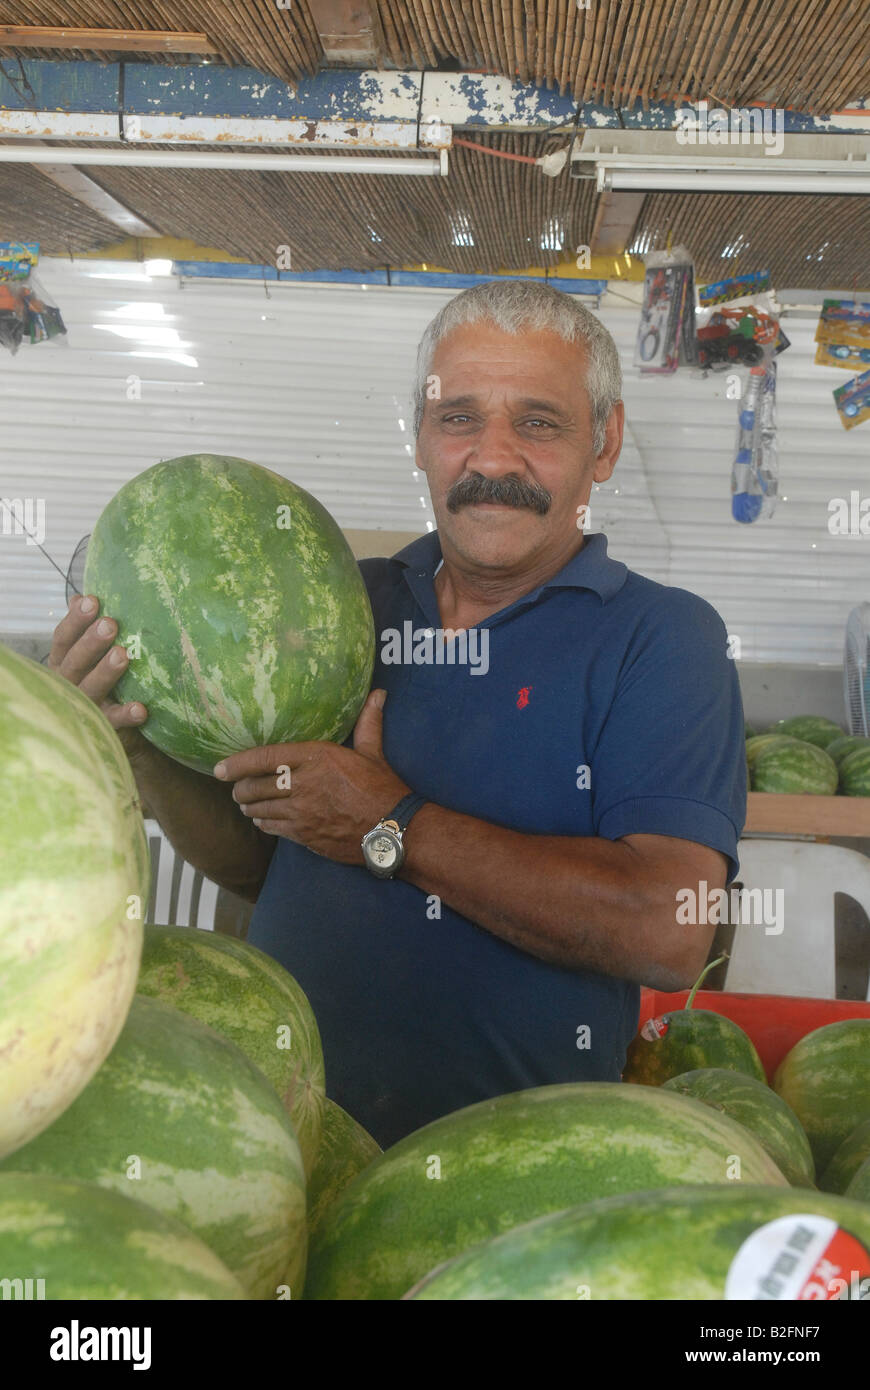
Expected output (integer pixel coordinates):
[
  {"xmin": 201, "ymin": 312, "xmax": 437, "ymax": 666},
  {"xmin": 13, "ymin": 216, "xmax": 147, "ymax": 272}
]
[
  {"xmin": 307, "ymin": 2, "xmax": 384, "ymax": 67},
  {"xmin": 0, "ymin": 27, "xmax": 218, "ymax": 55}
]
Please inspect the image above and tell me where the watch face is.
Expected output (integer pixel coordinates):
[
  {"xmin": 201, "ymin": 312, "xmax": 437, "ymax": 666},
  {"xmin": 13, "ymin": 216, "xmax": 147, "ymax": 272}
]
[{"xmin": 368, "ymin": 832, "xmax": 399, "ymax": 870}]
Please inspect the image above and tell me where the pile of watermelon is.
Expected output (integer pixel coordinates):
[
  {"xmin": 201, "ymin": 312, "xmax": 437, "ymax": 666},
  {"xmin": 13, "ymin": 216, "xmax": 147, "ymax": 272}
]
[
  {"xmin": 745, "ymin": 715, "xmax": 870, "ymax": 796},
  {"xmin": 2, "ymin": 455, "xmax": 869, "ymax": 1301}
]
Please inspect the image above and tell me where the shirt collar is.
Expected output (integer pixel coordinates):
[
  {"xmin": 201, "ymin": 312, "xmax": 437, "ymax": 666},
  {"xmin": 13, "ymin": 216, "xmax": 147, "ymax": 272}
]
[{"xmin": 392, "ymin": 528, "xmax": 627, "ymax": 604}]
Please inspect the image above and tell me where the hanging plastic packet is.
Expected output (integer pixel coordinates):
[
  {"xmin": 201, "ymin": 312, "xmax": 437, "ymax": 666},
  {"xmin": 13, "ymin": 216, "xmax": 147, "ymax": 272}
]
[
  {"xmin": 0, "ymin": 242, "xmax": 66, "ymax": 354},
  {"xmin": 731, "ymin": 359, "xmax": 779, "ymax": 523},
  {"xmin": 814, "ymin": 299, "xmax": 870, "ymax": 371},
  {"xmin": 634, "ymin": 247, "xmax": 697, "ymax": 373},
  {"xmin": 833, "ymin": 368, "xmax": 870, "ymax": 430}
]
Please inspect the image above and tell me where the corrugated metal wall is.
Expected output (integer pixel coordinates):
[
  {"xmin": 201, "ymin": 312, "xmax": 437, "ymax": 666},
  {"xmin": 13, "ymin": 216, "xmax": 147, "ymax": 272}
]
[{"xmin": 1, "ymin": 259, "xmax": 865, "ymax": 664}]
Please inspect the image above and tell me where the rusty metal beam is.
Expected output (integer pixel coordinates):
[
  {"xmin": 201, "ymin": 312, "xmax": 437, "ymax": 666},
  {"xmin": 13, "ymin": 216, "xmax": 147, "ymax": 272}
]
[
  {"xmin": 307, "ymin": 2, "xmax": 382, "ymax": 67},
  {"xmin": 0, "ymin": 26, "xmax": 218, "ymax": 55}
]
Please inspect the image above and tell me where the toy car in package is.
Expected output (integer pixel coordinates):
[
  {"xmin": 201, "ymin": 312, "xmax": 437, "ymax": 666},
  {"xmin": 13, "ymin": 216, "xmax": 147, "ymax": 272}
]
[
  {"xmin": 814, "ymin": 299, "xmax": 870, "ymax": 372},
  {"xmin": 634, "ymin": 249, "xmax": 697, "ymax": 374},
  {"xmin": 833, "ymin": 368, "xmax": 870, "ymax": 430},
  {"xmin": 695, "ymin": 283, "xmax": 788, "ymax": 372}
]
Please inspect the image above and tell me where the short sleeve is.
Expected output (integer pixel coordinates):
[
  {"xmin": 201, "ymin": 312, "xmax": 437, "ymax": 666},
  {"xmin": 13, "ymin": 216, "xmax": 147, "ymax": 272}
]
[{"xmin": 591, "ymin": 588, "xmax": 747, "ymax": 883}]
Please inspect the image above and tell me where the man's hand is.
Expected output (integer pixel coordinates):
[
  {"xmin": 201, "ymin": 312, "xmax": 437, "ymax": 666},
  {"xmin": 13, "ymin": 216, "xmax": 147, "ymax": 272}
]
[
  {"xmin": 214, "ymin": 689, "xmax": 411, "ymax": 864},
  {"xmin": 47, "ymin": 594, "xmax": 149, "ymax": 759}
]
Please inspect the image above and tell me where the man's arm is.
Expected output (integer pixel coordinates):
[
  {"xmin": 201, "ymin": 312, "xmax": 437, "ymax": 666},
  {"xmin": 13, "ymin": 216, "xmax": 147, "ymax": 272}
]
[
  {"xmin": 49, "ymin": 595, "xmax": 275, "ymax": 902},
  {"xmin": 220, "ymin": 691, "xmax": 726, "ymax": 988},
  {"xmin": 400, "ymin": 806, "xmax": 724, "ymax": 990}
]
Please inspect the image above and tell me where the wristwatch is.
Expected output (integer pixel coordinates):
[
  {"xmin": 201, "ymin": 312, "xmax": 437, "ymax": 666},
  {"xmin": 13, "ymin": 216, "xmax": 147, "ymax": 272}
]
[{"xmin": 360, "ymin": 792, "xmax": 428, "ymax": 879}]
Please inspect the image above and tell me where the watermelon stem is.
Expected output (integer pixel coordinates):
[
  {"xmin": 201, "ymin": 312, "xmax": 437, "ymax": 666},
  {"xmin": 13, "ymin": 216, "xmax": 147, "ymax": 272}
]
[{"xmin": 686, "ymin": 953, "xmax": 729, "ymax": 1010}]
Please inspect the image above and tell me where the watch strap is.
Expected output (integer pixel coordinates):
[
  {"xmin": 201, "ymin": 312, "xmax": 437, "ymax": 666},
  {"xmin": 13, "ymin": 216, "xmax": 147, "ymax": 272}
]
[{"xmin": 383, "ymin": 792, "xmax": 428, "ymax": 833}]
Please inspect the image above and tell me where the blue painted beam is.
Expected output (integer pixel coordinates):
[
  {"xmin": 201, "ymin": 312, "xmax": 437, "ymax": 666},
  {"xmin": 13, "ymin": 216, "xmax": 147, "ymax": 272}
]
[
  {"xmin": 0, "ymin": 59, "xmax": 867, "ymax": 132},
  {"xmin": 172, "ymin": 261, "xmax": 607, "ymax": 294}
]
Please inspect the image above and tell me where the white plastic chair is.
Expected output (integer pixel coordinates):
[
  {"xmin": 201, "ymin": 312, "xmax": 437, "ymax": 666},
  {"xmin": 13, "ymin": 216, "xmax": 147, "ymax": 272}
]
[
  {"xmin": 725, "ymin": 839, "xmax": 870, "ymax": 999},
  {"xmin": 144, "ymin": 818, "xmax": 219, "ymax": 932}
]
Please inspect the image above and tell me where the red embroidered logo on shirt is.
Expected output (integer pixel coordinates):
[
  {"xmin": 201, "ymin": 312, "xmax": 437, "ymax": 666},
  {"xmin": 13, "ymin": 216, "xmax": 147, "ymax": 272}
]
[{"xmin": 516, "ymin": 686, "xmax": 532, "ymax": 709}]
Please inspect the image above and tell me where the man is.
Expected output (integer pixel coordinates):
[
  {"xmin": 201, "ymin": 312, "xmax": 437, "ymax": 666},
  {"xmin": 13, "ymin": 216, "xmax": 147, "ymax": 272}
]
[{"xmin": 50, "ymin": 280, "xmax": 746, "ymax": 1148}]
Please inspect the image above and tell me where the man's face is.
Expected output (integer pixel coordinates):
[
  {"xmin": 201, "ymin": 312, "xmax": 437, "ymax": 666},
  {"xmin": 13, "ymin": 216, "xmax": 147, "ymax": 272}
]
[{"xmin": 416, "ymin": 320, "xmax": 623, "ymax": 574}]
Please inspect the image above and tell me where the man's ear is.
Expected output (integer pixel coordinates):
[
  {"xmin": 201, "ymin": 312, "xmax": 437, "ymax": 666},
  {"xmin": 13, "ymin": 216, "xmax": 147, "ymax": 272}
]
[{"xmin": 592, "ymin": 401, "xmax": 624, "ymax": 484}]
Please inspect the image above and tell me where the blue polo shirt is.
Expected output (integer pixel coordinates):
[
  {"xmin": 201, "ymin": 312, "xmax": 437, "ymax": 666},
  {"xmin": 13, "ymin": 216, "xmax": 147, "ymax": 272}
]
[{"xmin": 248, "ymin": 531, "xmax": 746, "ymax": 1148}]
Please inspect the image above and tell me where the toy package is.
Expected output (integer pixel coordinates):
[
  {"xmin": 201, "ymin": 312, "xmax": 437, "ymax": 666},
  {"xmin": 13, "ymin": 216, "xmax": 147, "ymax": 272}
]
[
  {"xmin": 634, "ymin": 248, "xmax": 697, "ymax": 373},
  {"xmin": 814, "ymin": 299, "xmax": 870, "ymax": 372},
  {"xmin": 0, "ymin": 242, "xmax": 67, "ymax": 354},
  {"xmin": 833, "ymin": 368, "xmax": 870, "ymax": 430},
  {"xmin": 731, "ymin": 361, "xmax": 779, "ymax": 523},
  {"xmin": 698, "ymin": 270, "xmax": 772, "ymax": 307}
]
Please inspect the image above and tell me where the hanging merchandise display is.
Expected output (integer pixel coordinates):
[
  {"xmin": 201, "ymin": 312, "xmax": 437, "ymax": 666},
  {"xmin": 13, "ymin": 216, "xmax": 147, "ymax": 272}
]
[
  {"xmin": 633, "ymin": 248, "xmax": 698, "ymax": 374},
  {"xmin": 814, "ymin": 300, "xmax": 870, "ymax": 373},
  {"xmin": 731, "ymin": 360, "xmax": 779, "ymax": 524},
  {"xmin": 833, "ymin": 368, "xmax": 870, "ymax": 430},
  {"xmin": 0, "ymin": 242, "xmax": 67, "ymax": 355}
]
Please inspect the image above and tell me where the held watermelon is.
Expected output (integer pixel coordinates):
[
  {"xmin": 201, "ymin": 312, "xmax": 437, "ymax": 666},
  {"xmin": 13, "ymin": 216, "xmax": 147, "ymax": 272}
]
[
  {"xmin": 0, "ymin": 1174, "xmax": 247, "ymax": 1300},
  {"xmin": 0, "ymin": 995, "xmax": 307, "ymax": 1301},
  {"xmin": 83, "ymin": 454, "xmax": 376, "ymax": 775},
  {"xmin": 137, "ymin": 924, "xmax": 326, "ymax": 1177},
  {"xmin": 623, "ymin": 955, "xmax": 766, "ymax": 1087},
  {"xmin": 766, "ymin": 716, "xmax": 844, "ymax": 750},
  {"xmin": 839, "ymin": 745, "xmax": 870, "ymax": 797},
  {"xmin": 819, "ymin": 1117, "xmax": 870, "ymax": 1195},
  {"xmin": 773, "ymin": 1019, "xmax": 870, "ymax": 1171},
  {"xmin": 662, "ymin": 1068, "xmax": 815, "ymax": 1187},
  {"xmin": 305, "ymin": 1082, "xmax": 787, "ymax": 1301},
  {"xmin": 752, "ymin": 740, "xmax": 838, "ymax": 795},
  {"xmin": 405, "ymin": 1186, "xmax": 870, "ymax": 1300},
  {"xmin": 307, "ymin": 1099, "xmax": 382, "ymax": 1239},
  {"xmin": 0, "ymin": 643, "xmax": 149, "ymax": 1161}
]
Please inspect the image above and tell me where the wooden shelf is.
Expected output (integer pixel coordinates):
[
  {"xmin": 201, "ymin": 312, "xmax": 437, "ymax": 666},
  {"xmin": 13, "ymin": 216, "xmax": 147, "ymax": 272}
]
[{"xmin": 745, "ymin": 792, "xmax": 870, "ymax": 837}]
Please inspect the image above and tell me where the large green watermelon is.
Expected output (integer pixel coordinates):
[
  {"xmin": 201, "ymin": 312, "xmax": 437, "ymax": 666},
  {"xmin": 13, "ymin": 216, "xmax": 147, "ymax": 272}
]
[
  {"xmin": 0, "ymin": 643, "xmax": 149, "ymax": 1161},
  {"xmin": 774, "ymin": 1020, "xmax": 870, "ymax": 1171},
  {"xmin": 767, "ymin": 716, "xmax": 843, "ymax": 749},
  {"xmin": 827, "ymin": 735, "xmax": 870, "ymax": 769},
  {"xmin": 752, "ymin": 739, "xmax": 838, "ymax": 795},
  {"xmin": 406, "ymin": 1186, "xmax": 870, "ymax": 1300},
  {"xmin": 0, "ymin": 1174, "xmax": 247, "ymax": 1300},
  {"xmin": 83, "ymin": 454, "xmax": 375, "ymax": 774},
  {"xmin": 845, "ymin": 1156, "xmax": 870, "ymax": 1203},
  {"xmin": 662, "ymin": 1068, "xmax": 814, "ymax": 1187},
  {"xmin": 137, "ymin": 924, "xmax": 325, "ymax": 1177},
  {"xmin": 0, "ymin": 995, "xmax": 307, "ymax": 1300},
  {"xmin": 305, "ymin": 1082, "xmax": 787, "ymax": 1300},
  {"xmin": 839, "ymin": 745, "xmax": 870, "ymax": 797},
  {"xmin": 820, "ymin": 1117, "xmax": 870, "ymax": 1194},
  {"xmin": 745, "ymin": 733, "xmax": 802, "ymax": 771},
  {"xmin": 307, "ymin": 1099, "xmax": 382, "ymax": 1239}
]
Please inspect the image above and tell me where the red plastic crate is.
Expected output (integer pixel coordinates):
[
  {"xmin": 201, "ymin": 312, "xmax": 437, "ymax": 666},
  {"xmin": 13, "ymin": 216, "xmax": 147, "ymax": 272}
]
[{"xmin": 637, "ymin": 988, "xmax": 870, "ymax": 1083}]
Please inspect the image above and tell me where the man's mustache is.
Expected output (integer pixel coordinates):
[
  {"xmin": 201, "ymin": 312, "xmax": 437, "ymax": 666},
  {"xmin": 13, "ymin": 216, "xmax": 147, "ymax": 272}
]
[{"xmin": 446, "ymin": 473, "xmax": 553, "ymax": 515}]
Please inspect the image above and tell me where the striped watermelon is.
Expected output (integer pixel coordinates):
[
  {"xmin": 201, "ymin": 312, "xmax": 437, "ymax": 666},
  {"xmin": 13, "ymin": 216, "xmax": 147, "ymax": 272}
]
[
  {"xmin": 845, "ymin": 1157, "xmax": 870, "ymax": 1203},
  {"xmin": 307, "ymin": 1099, "xmax": 382, "ymax": 1239},
  {"xmin": 305, "ymin": 1083, "xmax": 787, "ymax": 1301},
  {"xmin": 820, "ymin": 1117, "xmax": 870, "ymax": 1194},
  {"xmin": 827, "ymin": 735, "xmax": 870, "ymax": 769},
  {"xmin": 137, "ymin": 924, "xmax": 325, "ymax": 1176},
  {"xmin": 662, "ymin": 1068, "xmax": 815, "ymax": 1186},
  {"xmin": 405, "ymin": 1186, "xmax": 870, "ymax": 1300},
  {"xmin": 0, "ymin": 1174, "xmax": 247, "ymax": 1300},
  {"xmin": 774, "ymin": 1019, "xmax": 870, "ymax": 1171},
  {"xmin": 0, "ymin": 642, "xmax": 148, "ymax": 1161},
  {"xmin": 767, "ymin": 716, "xmax": 843, "ymax": 749},
  {"xmin": 83, "ymin": 454, "xmax": 375, "ymax": 775},
  {"xmin": 745, "ymin": 733, "xmax": 802, "ymax": 772},
  {"xmin": 839, "ymin": 745, "xmax": 870, "ymax": 797},
  {"xmin": 752, "ymin": 739, "xmax": 838, "ymax": 795},
  {"xmin": 0, "ymin": 995, "xmax": 307, "ymax": 1300}
]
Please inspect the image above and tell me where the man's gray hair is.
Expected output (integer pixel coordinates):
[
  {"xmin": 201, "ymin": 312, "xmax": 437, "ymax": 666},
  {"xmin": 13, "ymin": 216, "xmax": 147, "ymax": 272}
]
[{"xmin": 412, "ymin": 278, "xmax": 622, "ymax": 453}]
